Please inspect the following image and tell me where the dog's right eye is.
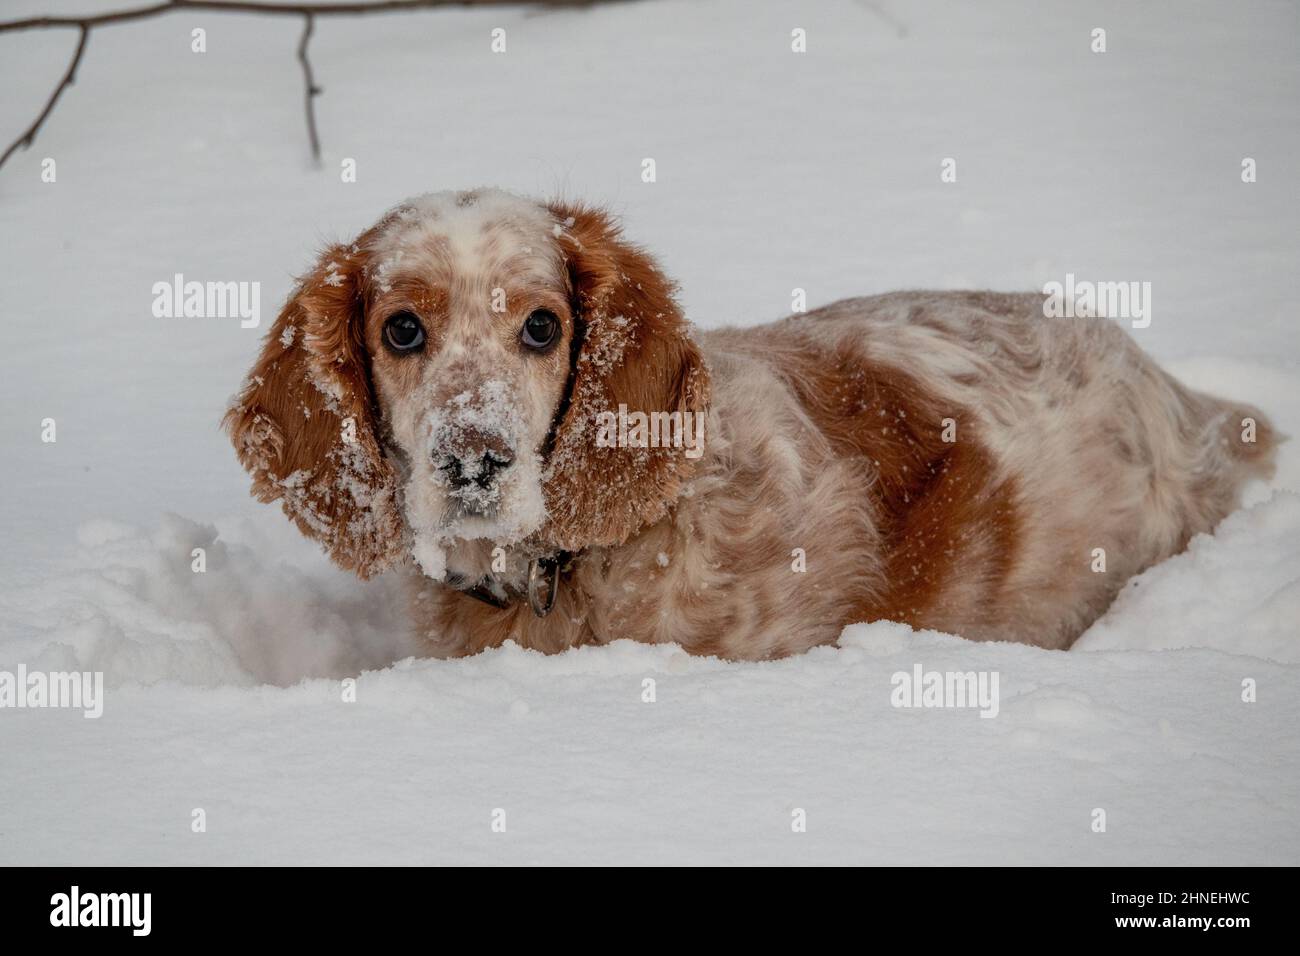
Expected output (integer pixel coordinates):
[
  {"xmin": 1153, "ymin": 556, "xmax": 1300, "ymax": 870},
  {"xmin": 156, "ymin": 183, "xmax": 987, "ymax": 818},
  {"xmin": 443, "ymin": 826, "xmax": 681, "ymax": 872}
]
[{"xmin": 383, "ymin": 312, "xmax": 425, "ymax": 352}]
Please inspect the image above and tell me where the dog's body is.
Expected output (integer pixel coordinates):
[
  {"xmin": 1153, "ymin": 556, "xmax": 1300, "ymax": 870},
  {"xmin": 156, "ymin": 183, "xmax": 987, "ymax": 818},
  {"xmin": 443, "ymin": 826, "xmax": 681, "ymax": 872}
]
[
  {"xmin": 226, "ymin": 190, "xmax": 1276, "ymax": 660},
  {"xmin": 411, "ymin": 290, "xmax": 1275, "ymax": 657}
]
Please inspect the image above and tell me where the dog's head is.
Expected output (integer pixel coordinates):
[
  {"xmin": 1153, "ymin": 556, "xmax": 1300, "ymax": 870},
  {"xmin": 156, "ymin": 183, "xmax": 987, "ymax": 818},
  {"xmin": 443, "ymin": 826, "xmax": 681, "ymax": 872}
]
[{"xmin": 224, "ymin": 189, "xmax": 709, "ymax": 584}]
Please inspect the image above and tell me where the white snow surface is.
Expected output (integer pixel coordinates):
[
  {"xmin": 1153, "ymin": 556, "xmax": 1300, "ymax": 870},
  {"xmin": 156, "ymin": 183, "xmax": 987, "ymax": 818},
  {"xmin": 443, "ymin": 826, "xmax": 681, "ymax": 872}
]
[{"xmin": 1, "ymin": 0, "xmax": 1297, "ymax": 864}]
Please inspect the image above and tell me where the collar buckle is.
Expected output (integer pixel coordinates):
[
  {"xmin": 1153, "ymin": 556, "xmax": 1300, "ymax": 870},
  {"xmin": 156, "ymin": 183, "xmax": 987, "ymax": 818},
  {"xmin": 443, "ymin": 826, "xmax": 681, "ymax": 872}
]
[
  {"xmin": 527, "ymin": 555, "xmax": 561, "ymax": 618},
  {"xmin": 455, "ymin": 551, "xmax": 570, "ymax": 617}
]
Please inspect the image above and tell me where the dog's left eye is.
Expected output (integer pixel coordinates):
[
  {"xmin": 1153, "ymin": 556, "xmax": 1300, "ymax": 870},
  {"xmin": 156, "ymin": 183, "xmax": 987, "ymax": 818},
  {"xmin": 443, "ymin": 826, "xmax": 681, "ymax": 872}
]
[
  {"xmin": 384, "ymin": 311, "xmax": 425, "ymax": 352},
  {"xmin": 521, "ymin": 309, "xmax": 559, "ymax": 350}
]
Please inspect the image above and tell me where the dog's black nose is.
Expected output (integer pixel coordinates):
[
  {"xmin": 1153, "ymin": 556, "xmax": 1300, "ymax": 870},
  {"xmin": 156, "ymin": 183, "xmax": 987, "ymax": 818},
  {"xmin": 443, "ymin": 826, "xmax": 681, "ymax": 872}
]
[{"xmin": 440, "ymin": 450, "xmax": 513, "ymax": 489}]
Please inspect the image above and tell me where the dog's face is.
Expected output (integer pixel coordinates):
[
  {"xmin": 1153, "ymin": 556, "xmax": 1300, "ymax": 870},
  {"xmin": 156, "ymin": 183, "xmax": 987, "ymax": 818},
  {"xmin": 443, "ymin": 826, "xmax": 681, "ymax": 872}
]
[
  {"xmin": 225, "ymin": 189, "xmax": 709, "ymax": 584},
  {"xmin": 361, "ymin": 192, "xmax": 575, "ymax": 577}
]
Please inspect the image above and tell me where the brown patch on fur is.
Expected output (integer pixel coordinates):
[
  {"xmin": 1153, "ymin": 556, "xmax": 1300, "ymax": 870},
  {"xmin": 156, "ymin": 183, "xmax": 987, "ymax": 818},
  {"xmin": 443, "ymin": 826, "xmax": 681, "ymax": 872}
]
[
  {"xmin": 539, "ymin": 202, "xmax": 711, "ymax": 551},
  {"xmin": 223, "ymin": 234, "xmax": 406, "ymax": 578},
  {"xmin": 781, "ymin": 345, "xmax": 1021, "ymax": 634}
]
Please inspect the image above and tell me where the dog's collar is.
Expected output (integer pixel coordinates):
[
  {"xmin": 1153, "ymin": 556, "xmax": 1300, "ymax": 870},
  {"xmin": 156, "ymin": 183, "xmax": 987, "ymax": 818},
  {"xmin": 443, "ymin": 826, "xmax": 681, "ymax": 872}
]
[{"xmin": 456, "ymin": 551, "xmax": 573, "ymax": 618}]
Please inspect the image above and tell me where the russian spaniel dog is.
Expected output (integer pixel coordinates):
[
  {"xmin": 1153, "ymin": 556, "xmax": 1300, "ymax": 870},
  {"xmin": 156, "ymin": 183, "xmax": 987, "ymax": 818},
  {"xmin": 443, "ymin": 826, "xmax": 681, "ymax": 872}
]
[{"xmin": 225, "ymin": 189, "xmax": 1276, "ymax": 659}]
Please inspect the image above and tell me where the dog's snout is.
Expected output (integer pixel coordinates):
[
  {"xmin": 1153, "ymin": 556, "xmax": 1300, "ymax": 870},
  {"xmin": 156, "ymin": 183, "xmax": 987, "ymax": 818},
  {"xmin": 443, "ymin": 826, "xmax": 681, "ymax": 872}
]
[
  {"xmin": 434, "ymin": 422, "xmax": 516, "ymax": 492},
  {"xmin": 439, "ymin": 448, "xmax": 513, "ymax": 489},
  {"xmin": 425, "ymin": 379, "xmax": 523, "ymax": 513}
]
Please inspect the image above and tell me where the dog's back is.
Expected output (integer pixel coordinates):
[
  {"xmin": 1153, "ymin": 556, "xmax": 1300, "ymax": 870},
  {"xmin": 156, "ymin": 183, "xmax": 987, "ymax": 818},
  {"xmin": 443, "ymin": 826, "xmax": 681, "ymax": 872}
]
[{"xmin": 701, "ymin": 291, "xmax": 1277, "ymax": 649}]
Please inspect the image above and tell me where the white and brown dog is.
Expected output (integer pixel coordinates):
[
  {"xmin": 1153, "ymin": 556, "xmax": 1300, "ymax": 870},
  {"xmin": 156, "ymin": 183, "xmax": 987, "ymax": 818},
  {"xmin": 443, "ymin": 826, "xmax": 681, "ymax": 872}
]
[{"xmin": 225, "ymin": 188, "xmax": 1277, "ymax": 659}]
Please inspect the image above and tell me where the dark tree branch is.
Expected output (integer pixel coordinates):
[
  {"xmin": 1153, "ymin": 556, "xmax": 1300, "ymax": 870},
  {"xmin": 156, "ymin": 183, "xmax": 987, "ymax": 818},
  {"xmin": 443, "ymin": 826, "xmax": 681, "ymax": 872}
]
[
  {"xmin": 0, "ymin": 24, "xmax": 89, "ymax": 170},
  {"xmin": 297, "ymin": 13, "xmax": 322, "ymax": 163},
  {"xmin": 0, "ymin": 1, "xmax": 485, "ymax": 35},
  {"xmin": 0, "ymin": 0, "xmax": 558, "ymax": 172}
]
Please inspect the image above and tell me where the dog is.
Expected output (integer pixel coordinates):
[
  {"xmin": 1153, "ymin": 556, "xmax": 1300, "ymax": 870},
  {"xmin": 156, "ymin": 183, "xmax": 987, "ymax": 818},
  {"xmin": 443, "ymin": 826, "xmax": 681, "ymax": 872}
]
[{"xmin": 225, "ymin": 189, "xmax": 1277, "ymax": 659}]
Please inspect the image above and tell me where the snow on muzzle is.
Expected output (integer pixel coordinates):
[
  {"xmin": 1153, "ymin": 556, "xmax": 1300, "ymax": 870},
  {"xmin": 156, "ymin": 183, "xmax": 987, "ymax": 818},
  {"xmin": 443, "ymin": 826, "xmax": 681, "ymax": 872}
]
[
  {"xmin": 405, "ymin": 379, "xmax": 549, "ymax": 582},
  {"xmin": 427, "ymin": 381, "xmax": 524, "ymax": 516}
]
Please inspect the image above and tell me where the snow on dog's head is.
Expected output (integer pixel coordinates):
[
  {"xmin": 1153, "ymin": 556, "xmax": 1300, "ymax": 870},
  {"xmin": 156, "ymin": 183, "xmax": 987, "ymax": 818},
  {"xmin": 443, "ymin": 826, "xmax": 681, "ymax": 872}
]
[{"xmin": 224, "ymin": 188, "xmax": 710, "ymax": 586}]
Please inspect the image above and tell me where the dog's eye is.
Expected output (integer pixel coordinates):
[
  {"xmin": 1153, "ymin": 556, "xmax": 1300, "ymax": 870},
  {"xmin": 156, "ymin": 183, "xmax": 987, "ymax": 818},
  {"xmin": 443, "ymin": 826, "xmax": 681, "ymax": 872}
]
[
  {"xmin": 384, "ymin": 312, "xmax": 425, "ymax": 352},
  {"xmin": 521, "ymin": 309, "xmax": 559, "ymax": 350}
]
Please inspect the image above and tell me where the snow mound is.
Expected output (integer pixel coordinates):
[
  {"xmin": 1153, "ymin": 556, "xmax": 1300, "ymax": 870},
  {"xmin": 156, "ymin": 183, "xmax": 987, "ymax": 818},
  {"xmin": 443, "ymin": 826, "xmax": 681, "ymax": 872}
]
[
  {"xmin": 0, "ymin": 514, "xmax": 420, "ymax": 688},
  {"xmin": 1075, "ymin": 492, "xmax": 1300, "ymax": 662}
]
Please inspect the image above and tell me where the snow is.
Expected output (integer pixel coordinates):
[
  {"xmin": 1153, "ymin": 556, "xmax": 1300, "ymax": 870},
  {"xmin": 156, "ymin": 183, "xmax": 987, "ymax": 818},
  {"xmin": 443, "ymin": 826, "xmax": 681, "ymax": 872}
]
[
  {"xmin": 410, "ymin": 532, "xmax": 449, "ymax": 583},
  {"xmin": 1, "ymin": 0, "xmax": 1298, "ymax": 864},
  {"xmin": 1075, "ymin": 492, "xmax": 1300, "ymax": 660},
  {"xmin": 2, "ymin": 625, "xmax": 1296, "ymax": 865}
]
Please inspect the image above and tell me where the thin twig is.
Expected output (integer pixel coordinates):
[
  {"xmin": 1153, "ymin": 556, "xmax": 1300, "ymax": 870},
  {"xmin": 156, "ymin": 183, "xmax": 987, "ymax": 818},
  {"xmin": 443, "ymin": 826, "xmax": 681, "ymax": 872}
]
[
  {"xmin": 0, "ymin": 0, "xmax": 547, "ymax": 172},
  {"xmin": 0, "ymin": 1, "xmax": 476, "ymax": 34},
  {"xmin": 0, "ymin": 24, "xmax": 89, "ymax": 170},
  {"xmin": 297, "ymin": 13, "xmax": 321, "ymax": 162}
]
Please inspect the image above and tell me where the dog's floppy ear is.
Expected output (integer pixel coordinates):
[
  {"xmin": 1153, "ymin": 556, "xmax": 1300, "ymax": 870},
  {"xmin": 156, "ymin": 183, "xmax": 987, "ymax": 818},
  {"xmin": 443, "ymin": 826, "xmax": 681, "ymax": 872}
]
[
  {"xmin": 223, "ymin": 240, "xmax": 406, "ymax": 577},
  {"xmin": 541, "ymin": 202, "xmax": 711, "ymax": 550}
]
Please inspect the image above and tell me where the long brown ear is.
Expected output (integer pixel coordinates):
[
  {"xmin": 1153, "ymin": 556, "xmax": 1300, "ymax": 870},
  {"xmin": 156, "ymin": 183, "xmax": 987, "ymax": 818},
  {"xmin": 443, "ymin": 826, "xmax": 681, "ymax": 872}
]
[
  {"xmin": 223, "ymin": 241, "xmax": 406, "ymax": 578},
  {"xmin": 541, "ymin": 203, "xmax": 711, "ymax": 550}
]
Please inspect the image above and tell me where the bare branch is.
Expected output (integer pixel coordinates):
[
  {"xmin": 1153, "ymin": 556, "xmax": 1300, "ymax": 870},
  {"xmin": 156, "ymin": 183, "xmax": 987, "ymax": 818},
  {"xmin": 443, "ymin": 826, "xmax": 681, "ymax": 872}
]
[
  {"xmin": 0, "ymin": 0, "xmax": 568, "ymax": 172},
  {"xmin": 0, "ymin": 2, "xmax": 487, "ymax": 35},
  {"xmin": 0, "ymin": 24, "xmax": 89, "ymax": 170},
  {"xmin": 297, "ymin": 13, "xmax": 322, "ymax": 162}
]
